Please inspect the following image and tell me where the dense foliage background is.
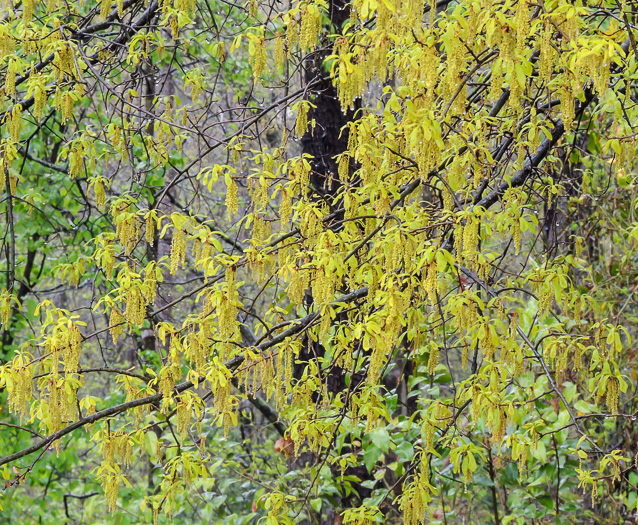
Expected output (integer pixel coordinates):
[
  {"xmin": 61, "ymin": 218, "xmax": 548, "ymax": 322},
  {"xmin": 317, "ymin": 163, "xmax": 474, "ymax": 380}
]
[{"xmin": 1, "ymin": 0, "xmax": 638, "ymax": 523}]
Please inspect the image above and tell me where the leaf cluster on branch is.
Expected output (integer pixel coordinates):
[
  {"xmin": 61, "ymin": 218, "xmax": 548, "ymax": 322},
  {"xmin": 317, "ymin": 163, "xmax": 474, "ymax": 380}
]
[{"xmin": 1, "ymin": 0, "xmax": 638, "ymax": 523}]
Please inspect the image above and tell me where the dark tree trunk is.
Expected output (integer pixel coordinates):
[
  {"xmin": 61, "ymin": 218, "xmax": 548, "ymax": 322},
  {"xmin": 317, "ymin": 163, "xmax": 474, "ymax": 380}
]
[
  {"xmin": 296, "ymin": 0, "xmax": 357, "ymax": 391},
  {"xmin": 301, "ymin": 0, "xmax": 357, "ymax": 196},
  {"xmin": 293, "ymin": 2, "xmax": 377, "ymax": 522}
]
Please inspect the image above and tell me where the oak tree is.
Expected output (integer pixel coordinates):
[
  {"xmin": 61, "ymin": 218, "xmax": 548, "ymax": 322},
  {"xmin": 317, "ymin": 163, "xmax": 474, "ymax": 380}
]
[{"xmin": 1, "ymin": 0, "xmax": 638, "ymax": 523}]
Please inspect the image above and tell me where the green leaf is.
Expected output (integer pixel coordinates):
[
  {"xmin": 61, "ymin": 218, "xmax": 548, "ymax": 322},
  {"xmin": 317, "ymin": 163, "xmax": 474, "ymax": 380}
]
[
  {"xmin": 395, "ymin": 441, "xmax": 414, "ymax": 462},
  {"xmin": 144, "ymin": 431, "xmax": 158, "ymax": 460},
  {"xmin": 363, "ymin": 446, "xmax": 384, "ymax": 473},
  {"xmin": 369, "ymin": 428, "xmax": 391, "ymax": 453},
  {"xmin": 563, "ymin": 382, "xmax": 577, "ymax": 403},
  {"xmin": 574, "ymin": 400, "xmax": 594, "ymax": 414},
  {"xmin": 536, "ymin": 495, "xmax": 555, "ymax": 510}
]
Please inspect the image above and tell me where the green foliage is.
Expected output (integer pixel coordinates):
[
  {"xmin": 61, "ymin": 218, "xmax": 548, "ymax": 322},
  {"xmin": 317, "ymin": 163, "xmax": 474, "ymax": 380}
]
[{"xmin": 2, "ymin": 0, "xmax": 638, "ymax": 523}]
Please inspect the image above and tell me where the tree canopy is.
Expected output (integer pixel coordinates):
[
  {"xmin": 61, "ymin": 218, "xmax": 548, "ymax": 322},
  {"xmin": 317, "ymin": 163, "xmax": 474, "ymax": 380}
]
[{"xmin": 1, "ymin": 0, "xmax": 638, "ymax": 522}]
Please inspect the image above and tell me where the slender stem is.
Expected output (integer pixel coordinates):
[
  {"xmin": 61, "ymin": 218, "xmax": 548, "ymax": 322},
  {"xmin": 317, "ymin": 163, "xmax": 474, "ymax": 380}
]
[
  {"xmin": 5, "ymin": 169, "xmax": 15, "ymax": 294},
  {"xmin": 486, "ymin": 445, "xmax": 501, "ymax": 525}
]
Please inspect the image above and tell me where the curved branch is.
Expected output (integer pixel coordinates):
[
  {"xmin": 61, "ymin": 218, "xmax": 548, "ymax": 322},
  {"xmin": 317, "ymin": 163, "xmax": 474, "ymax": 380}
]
[{"xmin": 0, "ymin": 285, "xmax": 367, "ymax": 468}]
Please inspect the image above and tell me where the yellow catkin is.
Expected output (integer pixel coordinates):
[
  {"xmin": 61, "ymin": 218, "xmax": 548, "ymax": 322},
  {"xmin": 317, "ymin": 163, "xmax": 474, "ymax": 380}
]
[
  {"xmin": 513, "ymin": 218, "xmax": 521, "ymax": 254},
  {"xmin": 104, "ymin": 471, "xmax": 119, "ymax": 514},
  {"xmin": 489, "ymin": 59, "xmax": 503, "ymax": 101},
  {"xmin": 287, "ymin": 267, "xmax": 308, "ymax": 307},
  {"xmin": 218, "ymin": 268, "xmax": 238, "ymax": 342},
  {"xmin": 424, "ymin": 262, "xmax": 438, "ymax": 306},
  {"xmin": 427, "ymin": 344, "xmax": 439, "ymax": 375},
  {"xmin": 146, "ymin": 213, "xmax": 155, "ymax": 245},
  {"xmin": 560, "ymin": 83, "xmax": 574, "ymax": 135},
  {"xmin": 515, "ymin": 0, "xmax": 529, "ymax": 52},
  {"xmin": 274, "ymin": 34, "xmax": 285, "ymax": 69},
  {"xmin": 279, "ymin": 187, "xmax": 291, "ymax": 226},
  {"xmin": 250, "ymin": 38, "xmax": 267, "ymax": 82},
  {"xmin": 5, "ymin": 60, "xmax": 16, "ymax": 97},
  {"xmin": 462, "ymin": 215, "xmax": 479, "ymax": 268},
  {"xmin": 7, "ymin": 353, "xmax": 33, "ymax": 422},
  {"xmin": 159, "ymin": 368, "xmax": 175, "ymax": 413},
  {"xmin": 176, "ymin": 400, "xmax": 191, "ymax": 438},
  {"xmin": 23, "ymin": 0, "xmax": 36, "ymax": 21},
  {"xmin": 10, "ymin": 105, "xmax": 22, "ymax": 142},
  {"xmin": 101, "ymin": 0, "xmax": 112, "ymax": 18},
  {"xmin": 295, "ymin": 101, "xmax": 309, "ymax": 137},
  {"xmin": 299, "ymin": 4, "xmax": 322, "ymax": 51},
  {"xmin": 539, "ymin": 23, "xmax": 553, "ymax": 84},
  {"xmin": 110, "ymin": 306, "xmax": 125, "ymax": 343},
  {"xmin": 63, "ymin": 324, "xmax": 82, "ymax": 376},
  {"xmin": 170, "ymin": 228, "xmax": 186, "ymax": 274},
  {"xmin": 94, "ymin": 180, "xmax": 106, "ymax": 211},
  {"xmin": 226, "ymin": 178, "xmax": 238, "ymax": 218},
  {"xmin": 606, "ymin": 377, "xmax": 619, "ymax": 414},
  {"xmin": 0, "ymin": 290, "xmax": 11, "ymax": 326}
]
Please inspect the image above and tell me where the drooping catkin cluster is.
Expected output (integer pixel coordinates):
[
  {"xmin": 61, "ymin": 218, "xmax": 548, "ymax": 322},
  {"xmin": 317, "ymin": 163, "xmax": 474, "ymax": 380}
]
[
  {"xmin": 97, "ymin": 429, "xmax": 133, "ymax": 514},
  {"xmin": 93, "ymin": 178, "xmax": 107, "ymax": 211},
  {"xmin": 0, "ymin": 288, "xmax": 13, "ymax": 327},
  {"xmin": 185, "ymin": 328, "xmax": 207, "ymax": 373},
  {"xmin": 2, "ymin": 0, "xmax": 634, "ymax": 518},
  {"xmin": 63, "ymin": 323, "xmax": 82, "ymax": 376},
  {"xmin": 249, "ymin": 35, "xmax": 267, "ymax": 82},
  {"xmin": 286, "ymin": 264, "xmax": 309, "ymax": 307},
  {"xmin": 159, "ymin": 365, "xmax": 176, "ymax": 413},
  {"xmin": 111, "ymin": 200, "xmax": 139, "ymax": 255},
  {"xmin": 102, "ymin": 431, "xmax": 134, "ymax": 469},
  {"xmin": 209, "ymin": 360, "xmax": 236, "ymax": 438},
  {"xmin": 299, "ymin": 3, "xmax": 322, "ymax": 52},
  {"xmin": 605, "ymin": 377, "xmax": 620, "ymax": 414},
  {"xmin": 486, "ymin": 403, "xmax": 511, "ymax": 444},
  {"xmin": 176, "ymin": 394, "xmax": 194, "ymax": 438},
  {"xmin": 217, "ymin": 268, "xmax": 239, "ymax": 354},
  {"xmin": 400, "ymin": 453, "xmax": 434, "ymax": 525},
  {"xmin": 109, "ymin": 303, "xmax": 125, "ymax": 344},
  {"xmin": 543, "ymin": 336, "xmax": 569, "ymax": 377},
  {"xmin": 295, "ymin": 100, "xmax": 309, "ymax": 137},
  {"xmin": 8, "ymin": 104, "xmax": 22, "ymax": 142},
  {"xmin": 274, "ymin": 33, "xmax": 286, "ymax": 69},
  {"xmin": 170, "ymin": 227, "xmax": 186, "ymax": 274},
  {"xmin": 461, "ymin": 212, "xmax": 480, "ymax": 269},
  {"xmin": 4, "ymin": 351, "xmax": 34, "ymax": 422},
  {"xmin": 225, "ymin": 177, "xmax": 239, "ymax": 218},
  {"xmin": 124, "ymin": 283, "xmax": 146, "ymax": 328},
  {"xmin": 143, "ymin": 262, "xmax": 158, "ymax": 305},
  {"xmin": 422, "ymin": 261, "xmax": 438, "ymax": 306},
  {"xmin": 4, "ymin": 57, "xmax": 17, "ymax": 97},
  {"xmin": 529, "ymin": 267, "xmax": 558, "ymax": 317},
  {"xmin": 145, "ymin": 211, "xmax": 156, "ymax": 245}
]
